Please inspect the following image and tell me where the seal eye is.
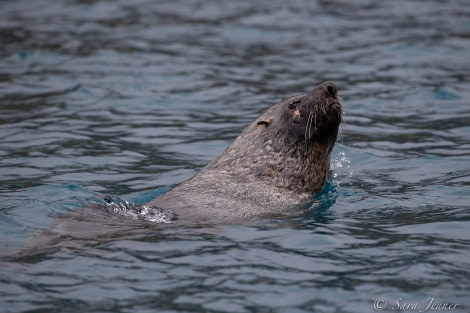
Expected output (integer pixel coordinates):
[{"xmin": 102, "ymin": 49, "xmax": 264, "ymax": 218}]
[{"xmin": 289, "ymin": 99, "xmax": 300, "ymax": 110}]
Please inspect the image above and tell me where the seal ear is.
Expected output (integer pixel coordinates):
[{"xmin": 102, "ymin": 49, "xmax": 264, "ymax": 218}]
[{"xmin": 257, "ymin": 119, "xmax": 273, "ymax": 127}]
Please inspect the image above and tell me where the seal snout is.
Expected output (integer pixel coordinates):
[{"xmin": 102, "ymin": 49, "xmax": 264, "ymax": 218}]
[
  {"xmin": 324, "ymin": 81, "xmax": 337, "ymax": 98},
  {"xmin": 320, "ymin": 81, "xmax": 341, "ymax": 112}
]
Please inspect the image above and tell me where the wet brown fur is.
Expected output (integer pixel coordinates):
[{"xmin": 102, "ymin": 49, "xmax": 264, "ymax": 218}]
[{"xmin": 146, "ymin": 81, "xmax": 342, "ymax": 225}]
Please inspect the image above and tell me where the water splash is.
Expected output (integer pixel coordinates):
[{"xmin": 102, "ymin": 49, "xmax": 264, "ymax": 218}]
[
  {"xmin": 330, "ymin": 151, "xmax": 353, "ymax": 187},
  {"xmin": 103, "ymin": 195, "xmax": 177, "ymax": 223}
]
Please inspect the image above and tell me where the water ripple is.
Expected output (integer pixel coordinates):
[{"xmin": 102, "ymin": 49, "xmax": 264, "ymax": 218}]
[{"xmin": 1, "ymin": 0, "xmax": 470, "ymax": 312}]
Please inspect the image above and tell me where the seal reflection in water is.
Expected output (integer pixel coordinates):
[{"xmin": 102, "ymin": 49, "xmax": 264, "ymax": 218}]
[{"xmin": 146, "ymin": 81, "xmax": 342, "ymax": 224}]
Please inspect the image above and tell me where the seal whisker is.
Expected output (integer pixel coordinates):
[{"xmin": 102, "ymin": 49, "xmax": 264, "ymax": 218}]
[
  {"xmin": 339, "ymin": 109, "xmax": 344, "ymax": 141},
  {"xmin": 304, "ymin": 112, "xmax": 309, "ymax": 150},
  {"xmin": 305, "ymin": 111, "xmax": 313, "ymax": 151},
  {"xmin": 314, "ymin": 111, "xmax": 317, "ymax": 133},
  {"xmin": 337, "ymin": 97, "xmax": 345, "ymax": 143},
  {"xmin": 321, "ymin": 102, "xmax": 328, "ymax": 119}
]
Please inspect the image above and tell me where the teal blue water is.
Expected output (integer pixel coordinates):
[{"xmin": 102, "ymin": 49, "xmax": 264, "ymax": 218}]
[{"xmin": 1, "ymin": 1, "xmax": 469, "ymax": 312}]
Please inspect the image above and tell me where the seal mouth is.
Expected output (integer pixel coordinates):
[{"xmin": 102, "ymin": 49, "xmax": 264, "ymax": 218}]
[{"xmin": 292, "ymin": 81, "xmax": 342, "ymax": 147}]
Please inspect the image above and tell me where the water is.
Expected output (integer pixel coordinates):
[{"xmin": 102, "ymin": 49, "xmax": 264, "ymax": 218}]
[{"xmin": 1, "ymin": 0, "xmax": 469, "ymax": 312}]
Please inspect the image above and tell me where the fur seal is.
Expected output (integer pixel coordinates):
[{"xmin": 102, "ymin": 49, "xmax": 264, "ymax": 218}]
[
  {"xmin": 145, "ymin": 81, "xmax": 343, "ymax": 224},
  {"xmin": 1, "ymin": 82, "xmax": 342, "ymax": 258}
]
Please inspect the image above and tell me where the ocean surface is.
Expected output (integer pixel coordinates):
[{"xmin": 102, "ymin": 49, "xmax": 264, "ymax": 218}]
[{"xmin": 1, "ymin": 0, "xmax": 469, "ymax": 312}]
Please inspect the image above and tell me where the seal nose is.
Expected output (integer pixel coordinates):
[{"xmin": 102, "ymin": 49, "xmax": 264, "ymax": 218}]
[{"xmin": 324, "ymin": 82, "xmax": 337, "ymax": 98}]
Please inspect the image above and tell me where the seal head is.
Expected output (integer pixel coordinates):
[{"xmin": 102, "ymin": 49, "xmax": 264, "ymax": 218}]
[
  {"xmin": 146, "ymin": 81, "xmax": 342, "ymax": 223},
  {"xmin": 237, "ymin": 81, "xmax": 342, "ymax": 194},
  {"xmin": 287, "ymin": 81, "xmax": 341, "ymax": 148}
]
